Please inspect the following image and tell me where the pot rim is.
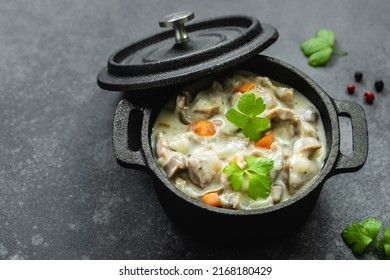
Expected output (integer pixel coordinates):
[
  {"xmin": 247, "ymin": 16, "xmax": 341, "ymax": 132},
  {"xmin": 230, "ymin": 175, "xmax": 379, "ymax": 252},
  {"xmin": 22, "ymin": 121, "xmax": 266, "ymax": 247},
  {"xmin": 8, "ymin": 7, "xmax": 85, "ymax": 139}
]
[{"xmin": 140, "ymin": 54, "xmax": 340, "ymax": 216}]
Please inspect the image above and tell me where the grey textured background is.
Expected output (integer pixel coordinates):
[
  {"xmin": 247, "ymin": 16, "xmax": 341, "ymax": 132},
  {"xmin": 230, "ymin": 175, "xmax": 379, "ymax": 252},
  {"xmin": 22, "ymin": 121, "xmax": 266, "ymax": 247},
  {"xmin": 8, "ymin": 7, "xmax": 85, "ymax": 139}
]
[{"xmin": 0, "ymin": 0, "xmax": 389, "ymax": 259}]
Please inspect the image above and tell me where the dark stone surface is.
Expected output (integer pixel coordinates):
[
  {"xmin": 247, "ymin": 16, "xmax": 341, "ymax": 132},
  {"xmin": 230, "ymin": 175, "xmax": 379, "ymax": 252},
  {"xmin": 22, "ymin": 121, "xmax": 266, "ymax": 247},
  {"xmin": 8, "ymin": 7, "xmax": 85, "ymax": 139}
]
[{"xmin": 0, "ymin": 0, "xmax": 389, "ymax": 260}]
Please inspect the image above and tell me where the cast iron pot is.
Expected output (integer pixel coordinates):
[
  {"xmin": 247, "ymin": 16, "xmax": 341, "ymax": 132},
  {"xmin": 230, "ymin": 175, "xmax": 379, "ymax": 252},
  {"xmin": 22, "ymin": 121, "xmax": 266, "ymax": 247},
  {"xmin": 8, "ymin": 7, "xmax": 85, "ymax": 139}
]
[{"xmin": 112, "ymin": 55, "xmax": 368, "ymax": 238}]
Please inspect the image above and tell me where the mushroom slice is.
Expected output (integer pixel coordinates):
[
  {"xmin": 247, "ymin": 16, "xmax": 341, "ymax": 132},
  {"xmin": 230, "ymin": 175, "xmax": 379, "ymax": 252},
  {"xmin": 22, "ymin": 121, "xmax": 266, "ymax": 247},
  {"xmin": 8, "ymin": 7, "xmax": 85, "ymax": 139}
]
[
  {"xmin": 255, "ymin": 76, "xmax": 293, "ymax": 108},
  {"xmin": 175, "ymin": 91, "xmax": 193, "ymax": 124},
  {"xmin": 271, "ymin": 184, "xmax": 284, "ymax": 204},
  {"xmin": 266, "ymin": 108, "xmax": 318, "ymax": 138},
  {"xmin": 266, "ymin": 108, "xmax": 301, "ymax": 138},
  {"xmin": 169, "ymin": 133, "xmax": 191, "ymax": 154},
  {"xmin": 266, "ymin": 107, "xmax": 300, "ymax": 122},
  {"xmin": 187, "ymin": 148, "xmax": 222, "ymax": 188},
  {"xmin": 288, "ymin": 137, "xmax": 322, "ymax": 194},
  {"xmin": 293, "ymin": 137, "xmax": 322, "ymax": 153},
  {"xmin": 270, "ymin": 142, "xmax": 283, "ymax": 171},
  {"xmin": 220, "ymin": 192, "xmax": 241, "ymax": 209},
  {"xmin": 191, "ymin": 81, "xmax": 223, "ymax": 115},
  {"xmin": 174, "ymin": 177, "xmax": 224, "ymax": 198}
]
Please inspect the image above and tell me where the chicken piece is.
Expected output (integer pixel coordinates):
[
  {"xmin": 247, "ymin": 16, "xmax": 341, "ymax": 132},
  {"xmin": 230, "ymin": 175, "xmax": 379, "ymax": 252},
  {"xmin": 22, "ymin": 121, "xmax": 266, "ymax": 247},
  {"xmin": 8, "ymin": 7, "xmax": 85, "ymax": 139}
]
[
  {"xmin": 155, "ymin": 132, "xmax": 169, "ymax": 161},
  {"xmin": 255, "ymin": 76, "xmax": 273, "ymax": 88},
  {"xmin": 296, "ymin": 107, "xmax": 319, "ymax": 123},
  {"xmin": 168, "ymin": 135, "xmax": 190, "ymax": 154},
  {"xmin": 169, "ymin": 131, "xmax": 203, "ymax": 155},
  {"xmin": 187, "ymin": 148, "xmax": 222, "ymax": 188},
  {"xmin": 275, "ymin": 88, "xmax": 294, "ymax": 108},
  {"xmin": 259, "ymin": 90, "xmax": 280, "ymax": 109},
  {"xmin": 191, "ymin": 81, "xmax": 223, "ymax": 115},
  {"xmin": 288, "ymin": 137, "xmax": 322, "ymax": 194},
  {"xmin": 163, "ymin": 154, "xmax": 187, "ymax": 178},
  {"xmin": 229, "ymin": 92, "xmax": 242, "ymax": 107},
  {"xmin": 156, "ymin": 132, "xmax": 188, "ymax": 178},
  {"xmin": 213, "ymin": 137, "xmax": 250, "ymax": 159}
]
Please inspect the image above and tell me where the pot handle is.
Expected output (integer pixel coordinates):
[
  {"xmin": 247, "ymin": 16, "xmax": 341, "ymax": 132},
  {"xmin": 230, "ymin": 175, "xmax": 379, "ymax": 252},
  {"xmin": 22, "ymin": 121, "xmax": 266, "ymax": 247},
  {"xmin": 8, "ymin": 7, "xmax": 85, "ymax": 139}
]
[
  {"xmin": 332, "ymin": 99, "xmax": 368, "ymax": 174},
  {"xmin": 113, "ymin": 99, "xmax": 148, "ymax": 170}
]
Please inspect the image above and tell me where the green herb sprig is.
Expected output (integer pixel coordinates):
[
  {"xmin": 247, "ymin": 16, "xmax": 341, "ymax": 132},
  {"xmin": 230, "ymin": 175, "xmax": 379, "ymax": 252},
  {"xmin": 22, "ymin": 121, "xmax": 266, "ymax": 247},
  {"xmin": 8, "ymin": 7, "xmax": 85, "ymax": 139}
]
[
  {"xmin": 226, "ymin": 92, "xmax": 270, "ymax": 141},
  {"xmin": 341, "ymin": 217, "xmax": 390, "ymax": 259},
  {"xmin": 300, "ymin": 29, "xmax": 347, "ymax": 67},
  {"xmin": 222, "ymin": 156, "xmax": 274, "ymax": 200}
]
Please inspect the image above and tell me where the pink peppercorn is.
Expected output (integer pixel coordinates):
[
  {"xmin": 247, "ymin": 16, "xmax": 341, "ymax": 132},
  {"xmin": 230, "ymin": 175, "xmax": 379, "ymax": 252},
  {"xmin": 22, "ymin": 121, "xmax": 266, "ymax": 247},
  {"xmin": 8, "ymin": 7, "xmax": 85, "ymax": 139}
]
[
  {"xmin": 347, "ymin": 84, "xmax": 355, "ymax": 94},
  {"xmin": 364, "ymin": 91, "xmax": 375, "ymax": 104}
]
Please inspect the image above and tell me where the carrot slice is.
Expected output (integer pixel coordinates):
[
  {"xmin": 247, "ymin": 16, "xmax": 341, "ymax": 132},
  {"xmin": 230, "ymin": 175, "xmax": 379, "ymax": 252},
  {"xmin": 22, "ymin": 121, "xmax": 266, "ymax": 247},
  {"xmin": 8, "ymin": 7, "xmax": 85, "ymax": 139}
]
[
  {"xmin": 203, "ymin": 192, "xmax": 221, "ymax": 207},
  {"xmin": 190, "ymin": 119, "xmax": 216, "ymax": 136},
  {"xmin": 233, "ymin": 81, "xmax": 255, "ymax": 93},
  {"xmin": 254, "ymin": 131, "xmax": 274, "ymax": 149}
]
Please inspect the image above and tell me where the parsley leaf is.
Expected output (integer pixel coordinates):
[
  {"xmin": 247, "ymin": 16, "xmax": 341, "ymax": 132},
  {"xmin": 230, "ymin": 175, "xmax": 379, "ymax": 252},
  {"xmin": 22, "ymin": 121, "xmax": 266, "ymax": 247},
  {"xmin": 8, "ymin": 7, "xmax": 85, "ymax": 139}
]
[
  {"xmin": 300, "ymin": 29, "xmax": 347, "ymax": 67},
  {"xmin": 226, "ymin": 93, "xmax": 270, "ymax": 141},
  {"xmin": 222, "ymin": 161, "xmax": 244, "ymax": 191},
  {"xmin": 383, "ymin": 227, "xmax": 390, "ymax": 259},
  {"xmin": 237, "ymin": 92, "xmax": 266, "ymax": 116},
  {"xmin": 341, "ymin": 217, "xmax": 382, "ymax": 254},
  {"xmin": 222, "ymin": 156, "xmax": 274, "ymax": 200}
]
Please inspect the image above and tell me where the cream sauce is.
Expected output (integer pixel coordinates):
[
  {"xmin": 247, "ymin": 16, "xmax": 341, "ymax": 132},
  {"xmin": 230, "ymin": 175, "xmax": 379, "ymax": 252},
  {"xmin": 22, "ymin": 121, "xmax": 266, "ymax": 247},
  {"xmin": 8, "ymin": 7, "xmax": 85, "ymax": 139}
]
[{"xmin": 152, "ymin": 72, "xmax": 326, "ymax": 210}]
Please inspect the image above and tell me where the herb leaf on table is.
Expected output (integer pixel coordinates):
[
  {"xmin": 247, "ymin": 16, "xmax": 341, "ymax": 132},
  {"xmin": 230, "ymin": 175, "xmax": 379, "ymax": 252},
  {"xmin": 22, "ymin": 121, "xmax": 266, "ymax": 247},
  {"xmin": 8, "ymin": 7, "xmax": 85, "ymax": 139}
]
[
  {"xmin": 341, "ymin": 218, "xmax": 382, "ymax": 255},
  {"xmin": 300, "ymin": 29, "xmax": 347, "ymax": 67}
]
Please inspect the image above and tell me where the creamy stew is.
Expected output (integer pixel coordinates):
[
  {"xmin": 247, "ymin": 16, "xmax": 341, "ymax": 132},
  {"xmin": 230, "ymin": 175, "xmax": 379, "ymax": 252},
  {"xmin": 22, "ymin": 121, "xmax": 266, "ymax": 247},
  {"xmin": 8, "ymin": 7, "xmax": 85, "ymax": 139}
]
[{"xmin": 151, "ymin": 71, "xmax": 326, "ymax": 210}]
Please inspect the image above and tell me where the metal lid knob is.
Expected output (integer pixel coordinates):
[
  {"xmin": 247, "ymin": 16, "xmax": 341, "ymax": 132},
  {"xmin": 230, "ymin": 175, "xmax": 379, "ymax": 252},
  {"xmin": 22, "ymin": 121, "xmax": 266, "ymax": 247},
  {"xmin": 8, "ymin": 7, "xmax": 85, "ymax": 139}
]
[{"xmin": 159, "ymin": 10, "xmax": 195, "ymax": 44}]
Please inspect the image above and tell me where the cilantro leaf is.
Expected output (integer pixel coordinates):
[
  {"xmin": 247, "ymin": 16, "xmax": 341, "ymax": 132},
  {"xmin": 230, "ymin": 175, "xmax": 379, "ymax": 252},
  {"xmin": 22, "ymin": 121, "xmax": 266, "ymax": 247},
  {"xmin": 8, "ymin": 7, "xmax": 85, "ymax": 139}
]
[
  {"xmin": 341, "ymin": 217, "xmax": 382, "ymax": 254},
  {"xmin": 383, "ymin": 227, "xmax": 390, "ymax": 259},
  {"xmin": 222, "ymin": 156, "xmax": 274, "ymax": 200},
  {"xmin": 226, "ymin": 92, "xmax": 270, "ymax": 141},
  {"xmin": 300, "ymin": 29, "xmax": 347, "ymax": 67}
]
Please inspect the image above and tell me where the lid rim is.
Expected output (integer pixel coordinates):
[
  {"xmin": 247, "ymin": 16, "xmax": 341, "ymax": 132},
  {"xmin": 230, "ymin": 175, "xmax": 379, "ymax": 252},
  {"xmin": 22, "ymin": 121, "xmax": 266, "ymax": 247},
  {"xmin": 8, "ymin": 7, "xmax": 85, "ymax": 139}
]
[
  {"xmin": 97, "ymin": 14, "xmax": 279, "ymax": 92},
  {"xmin": 107, "ymin": 16, "xmax": 263, "ymax": 76}
]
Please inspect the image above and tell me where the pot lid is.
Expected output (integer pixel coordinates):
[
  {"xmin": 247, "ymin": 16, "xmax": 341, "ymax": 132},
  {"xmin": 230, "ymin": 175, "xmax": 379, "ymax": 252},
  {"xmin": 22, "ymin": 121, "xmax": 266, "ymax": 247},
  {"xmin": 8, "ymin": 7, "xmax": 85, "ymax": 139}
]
[{"xmin": 97, "ymin": 11, "xmax": 278, "ymax": 92}]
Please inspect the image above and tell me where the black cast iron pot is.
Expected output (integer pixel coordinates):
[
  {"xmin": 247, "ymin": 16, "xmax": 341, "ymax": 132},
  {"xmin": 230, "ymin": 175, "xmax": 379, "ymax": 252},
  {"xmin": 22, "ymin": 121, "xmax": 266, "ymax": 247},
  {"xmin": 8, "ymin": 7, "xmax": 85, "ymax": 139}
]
[
  {"xmin": 111, "ymin": 55, "xmax": 368, "ymax": 238},
  {"xmin": 98, "ymin": 12, "xmax": 368, "ymax": 238}
]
